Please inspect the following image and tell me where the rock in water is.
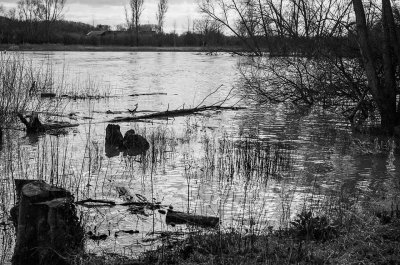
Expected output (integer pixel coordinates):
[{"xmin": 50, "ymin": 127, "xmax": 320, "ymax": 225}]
[{"xmin": 122, "ymin": 130, "xmax": 150, "ymax": 156}]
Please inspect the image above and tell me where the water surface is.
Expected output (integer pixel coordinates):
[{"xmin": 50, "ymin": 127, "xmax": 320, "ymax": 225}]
[{"xmin": 1, "ymin": 51, "xmax": 398, "ymax": 261}]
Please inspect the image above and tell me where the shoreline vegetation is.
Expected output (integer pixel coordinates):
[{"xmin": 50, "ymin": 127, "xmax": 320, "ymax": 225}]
[
  {"xmin": 77, "ymin": 203, "xmax": 400, "ymax": 265},
  {"xmin": 0, "ymin": 44, "xmax": 246, "ymax": 53}
]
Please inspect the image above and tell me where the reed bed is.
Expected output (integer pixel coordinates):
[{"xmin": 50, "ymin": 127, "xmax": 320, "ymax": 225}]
[{"xmin": 0, "ymin": 52, "xmax": 43, "ymax": 124}]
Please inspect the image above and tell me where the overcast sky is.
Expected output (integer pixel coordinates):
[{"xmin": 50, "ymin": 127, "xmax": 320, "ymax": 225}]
[{"xmin": 2, "ymin": 0, "xmax": 201, "ymax": 33}]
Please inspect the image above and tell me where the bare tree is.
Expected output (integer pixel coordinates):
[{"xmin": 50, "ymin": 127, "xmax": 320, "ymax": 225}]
[
  {"xmin": 37, "ymin": 0, "xmax": 66, "ymax": 22},
  {"xmin": 156, "ymin": 0, "xmax": 168, "ymax": 33},
  {"xmin": 129, "ymin": 0, "xmax": 144, "ymax": 46},
  {"xmin": 17, "ymin": 0, "xmax": 66, "ymax": 41},
  {"xmin": 352, "ymin": 0, "xmax": 400, "ymax": 131},
  {"xmin": 200, "ymin": 0, "xmax": 352, "ymax": 55},
  {"xmin": 17, "ymin": 0, "xmax": 41, "ymax": 22},
  {"xmin": 194, "ymin": 16, "xmax": 222, "ymax": 46},
  {"xmin": 124, "ymin": 5, "xmax": 132, "ymax": 29}
]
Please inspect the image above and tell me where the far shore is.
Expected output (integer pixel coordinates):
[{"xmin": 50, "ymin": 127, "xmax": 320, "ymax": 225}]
[{"xmin": 0, "ymin": 43, "xmax": 245, "ymax": 53}]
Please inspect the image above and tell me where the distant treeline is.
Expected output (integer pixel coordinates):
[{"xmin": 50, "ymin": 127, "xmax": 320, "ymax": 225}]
[
  {"xmin": 0, "ymin": 16, "xmax": 242, "ymax": 48},
  {"xmin": 0, "ymin": 16, "xmax": 359, "ymax": 56}
]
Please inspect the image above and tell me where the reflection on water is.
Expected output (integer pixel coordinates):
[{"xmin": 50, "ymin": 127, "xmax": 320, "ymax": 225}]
[{"xmin": 0, "ymin": 52, "xmax": 399, "ymax": 261}]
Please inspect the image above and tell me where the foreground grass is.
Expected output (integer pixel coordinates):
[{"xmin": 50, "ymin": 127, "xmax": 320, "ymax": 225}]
[
  {"xmin": 72, "ymin": 203, "xmax": 400, "ymax": 265},
  {"xmin": 142, "ymin": 216, "xmax": 399, "ymax": 264}
]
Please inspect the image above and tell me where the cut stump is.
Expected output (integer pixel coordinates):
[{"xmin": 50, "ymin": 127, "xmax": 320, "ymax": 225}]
[{"xmin": 11, "ymin": 180, "xmax": 84, "ymax": 265}]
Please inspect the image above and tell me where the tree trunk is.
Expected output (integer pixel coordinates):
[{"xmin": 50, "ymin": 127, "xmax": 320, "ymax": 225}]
[
  {"xmin": 382, "ymin": 0, "xmax": 400, "ymax": 117},
  {"xmin": 381, "ymin": 0, "xmax": 398, "ymax": 130},
  {"xmin": 353, "ymin": 0, "xmax": 398, "ymax": 132},
  {"xmin": 135, "ymin": 10, "xmax": 139, "ymax": 46}
]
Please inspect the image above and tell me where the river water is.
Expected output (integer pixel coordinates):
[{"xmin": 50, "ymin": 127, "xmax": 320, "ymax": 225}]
[{"xmin": 1, "ymin": 51, "xmax": 399, "ymax": 261}]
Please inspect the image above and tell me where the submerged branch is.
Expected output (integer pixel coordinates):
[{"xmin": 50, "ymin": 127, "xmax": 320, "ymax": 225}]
[{"xmin": 17, "ymin": 113, "xmax": 79, "ymax": 133}]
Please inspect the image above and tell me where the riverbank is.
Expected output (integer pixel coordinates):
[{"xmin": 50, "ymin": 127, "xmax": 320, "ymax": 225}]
[
  {"xmin": 75, "ymin": 201, "xmax": 400, "ymax": 265},
  {"xmin": 0, "ymin": 44, "xmax": 244, "ymax": 53}
]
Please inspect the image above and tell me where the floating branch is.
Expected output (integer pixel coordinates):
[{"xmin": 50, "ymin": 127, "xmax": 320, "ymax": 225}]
[
  {"xmin": 109, "ymin": 105, "xmax": 245, "ymax": 123},
  {"xmin": 109, "ymin": 85, "xmax": 244, "ymax": 122},
  {"xmin": 130, "ymin": 92, "xmax": 168, "ymax": 97},
  {"xmin": 74, "ymin": 198, "xmax": 167, "ymax": 208}
]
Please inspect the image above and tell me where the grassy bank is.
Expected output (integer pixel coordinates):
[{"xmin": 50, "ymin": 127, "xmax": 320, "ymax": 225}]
[
  {"xmin": 0, "ymin": 44, "xmax": 246, "ymax": 53},
  {"xmin": 71, "ymin": 201, "xmax": 400, "ymax": 265},
  {"xmin": 142, "ymin": 216, "xmax": 400, "ymax": 264}
]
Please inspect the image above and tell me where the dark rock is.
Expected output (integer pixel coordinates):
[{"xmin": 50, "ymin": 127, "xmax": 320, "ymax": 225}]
[{"xmin": 122, "ymin": 129, "xmax": 150, "ymax": 156}]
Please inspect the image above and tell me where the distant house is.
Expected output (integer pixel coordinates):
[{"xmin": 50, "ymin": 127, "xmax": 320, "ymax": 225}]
[
  {"xmin": 86, "ymin": 30, "xmax": 107, "ymax": 37},
  {"xmin": 139, "ymin": 24, "xmax": 160, "ymax": 34}
]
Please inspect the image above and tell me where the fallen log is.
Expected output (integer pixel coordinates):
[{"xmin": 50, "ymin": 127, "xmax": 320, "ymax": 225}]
[
  {"xmin": 17, "ymin": 113, "xmax": 79, "ymax": 133},
  {"xmin": 109, "ymin": 105, "xmax": 245, "ymax": 123},
  {"xmin": 166, "ymin": 210, "xmax": 219, "ymax": 228}
]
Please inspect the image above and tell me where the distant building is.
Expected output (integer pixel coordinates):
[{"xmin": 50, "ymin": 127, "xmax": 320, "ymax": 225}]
[
  {"xmin": 139, "ymin": 24, "xmax": 160, "ymax": 34},
  {"xmin": 86, "ymin": 30, "xmax": 107, "ymax": 37},
  {"xmin": 86, "ymin": 24, "xmax": 160, "ymax": 38}
]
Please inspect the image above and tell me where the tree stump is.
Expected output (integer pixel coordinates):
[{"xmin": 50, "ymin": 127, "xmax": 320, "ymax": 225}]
[
  {"xmin": 11, "ymin": 180, "xmax": 84, "ymax": 265},
  {"xmin": 17, "ymin": 113, "xmax": 45, "ymax": 133},
  {"xmin": 105, "ymin": 125, "xmax": 150, "ymax": 157},
  {"xmin": 105, "ymin": 124, "xmax": 124, "ymax": 157},
  {"xmin": 122, "ymin": 129, "xmax": 150, "ymax": 156},
  {"xmin": 105, "ymin": 124, "xmax": 124, "ymax": 146}
]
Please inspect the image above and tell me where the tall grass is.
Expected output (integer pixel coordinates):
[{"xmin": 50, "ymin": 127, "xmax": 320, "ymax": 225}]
[{"xmin": 0, "ymin": 52, "xmax": 42, "ymax": 124}]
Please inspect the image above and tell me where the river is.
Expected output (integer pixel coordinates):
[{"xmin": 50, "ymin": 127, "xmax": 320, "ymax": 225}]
[{"xmin": 0, "ymin": 51, "xmax": 398, "ymax": 261}]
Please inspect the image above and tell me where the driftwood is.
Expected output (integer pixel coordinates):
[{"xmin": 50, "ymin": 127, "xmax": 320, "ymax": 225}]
[
  {"xmin": 116, "ymin": 186, "xmax": 149, "ymax": 215},
  {"xmin": 17, "ymin": 113, "xmax": 79, "ymax": 133},
  {"xmin": 11, "ymin": 180, "xmax": 84, "ymax": 265},
  {"xmin": 74, "ymin": 198, "xmax": 166, "ymax": 208},
  {"xmin": 130, "ymin": 92, "xmax": 167, "ymax": 97},
  {"xmin": 40, "ymin": 92, "xmax": 57, "ymax": 98},
  {"xmin": 109, "ymin": 105, "xmax": 244, "ymax": 123},
  {"xmin": 166, "ymin": 210, "xmax": 219, "ymax": 228}
]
